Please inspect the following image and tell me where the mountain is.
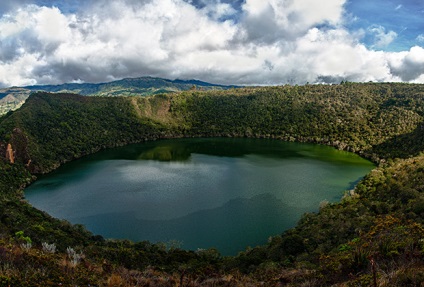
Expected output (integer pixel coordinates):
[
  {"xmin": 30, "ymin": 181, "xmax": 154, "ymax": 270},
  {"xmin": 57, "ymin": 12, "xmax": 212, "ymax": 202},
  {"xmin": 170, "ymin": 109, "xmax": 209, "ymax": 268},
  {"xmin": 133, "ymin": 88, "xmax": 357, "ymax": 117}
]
[
  {"xmin": 0, "ymin": 87, "xmax": 31, "ymax": 115},
  {"xmin": 0, "ymin": 76, "xmax": 238, "ymax": 115}
]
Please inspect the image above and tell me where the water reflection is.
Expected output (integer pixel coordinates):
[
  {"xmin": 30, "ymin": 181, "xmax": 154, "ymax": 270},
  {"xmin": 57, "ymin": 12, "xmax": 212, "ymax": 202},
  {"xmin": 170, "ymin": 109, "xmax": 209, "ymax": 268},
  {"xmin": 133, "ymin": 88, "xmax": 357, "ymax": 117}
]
[
  {"xmin": 138, "ymin": 144, "xmax": 192, "ymax": 161},
  {"xmin": 25, "ymin": 138, "xmax": 374, "ymax": 255}
]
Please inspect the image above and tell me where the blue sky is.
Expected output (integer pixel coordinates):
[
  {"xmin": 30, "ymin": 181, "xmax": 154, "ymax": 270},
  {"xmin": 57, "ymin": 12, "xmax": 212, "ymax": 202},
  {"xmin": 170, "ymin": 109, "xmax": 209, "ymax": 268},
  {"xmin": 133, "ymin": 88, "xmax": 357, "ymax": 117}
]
[
  {"xmin": 0, "ymin": 0, "xmax": 423, "ymax": 87},
  {"xmin": 345, "ymin": 0, "xmax": 424, "ymax": 51}
]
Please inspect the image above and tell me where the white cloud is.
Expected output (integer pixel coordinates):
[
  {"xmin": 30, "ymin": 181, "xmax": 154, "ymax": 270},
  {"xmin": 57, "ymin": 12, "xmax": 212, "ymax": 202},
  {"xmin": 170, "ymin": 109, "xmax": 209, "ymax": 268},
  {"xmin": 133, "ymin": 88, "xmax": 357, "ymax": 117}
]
[
  {"xmin": 201, "ymin": 2, "xmax": 237, "ymax": 21},
  {"xmin": 388, "ymin": 46, "xmax": 424, "ymax": 81},
  {"xmin": 0, "ymin": 0, "xmax": 239, "ymax": 84},
  {"xmin": 0, "ymin": 0, "xmax": 423, "ymax": 87},
  {"xmin": 34, "ymin": 6, "xmax": 70, "ymax": 43},
  {"xmin": 240, "ymin": 0, "xmax": 347, "ymax": 43},
  {"xmin": 0, "ymin": 7, "xmax": 34, "ymax": 38},
  {"xmin": 0, "ymin": 53, "xmax": 43, "ymax": 87},
  {"xmin": 289, "ymin": 0, "xmax": 346, "ymax": 27},
  {"xmin": 294, "ymin": 28, "xmax": 392, "ymax": 82},
  {"xmin": 417, "ymin": 34, "xmax": 424, "ymax": 43},
  {"xmin": 368, "ymin": 25, "xmax": 397, "ymax": 49}
]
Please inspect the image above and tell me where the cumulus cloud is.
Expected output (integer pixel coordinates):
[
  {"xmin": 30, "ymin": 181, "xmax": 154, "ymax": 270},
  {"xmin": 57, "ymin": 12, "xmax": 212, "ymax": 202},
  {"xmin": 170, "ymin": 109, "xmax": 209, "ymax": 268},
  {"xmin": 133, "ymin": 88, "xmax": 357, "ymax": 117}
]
[
  {"xmin": 292, "ymin": 28, "xmax": 392, "ymax": 83},
  {"xmin": 0, "ymin": 0, "xmax": 237, "ymax": 85},
  {"xmin": 0, "ymin": 0, "xmax": 423, "ymax": 87},
  {"xmin": 389, "ymin": 46, "xmax": 424, "ymax": 81},
  {"xmin": 240, "ymin": 0, "xmax": 346, "ymax": 43}
]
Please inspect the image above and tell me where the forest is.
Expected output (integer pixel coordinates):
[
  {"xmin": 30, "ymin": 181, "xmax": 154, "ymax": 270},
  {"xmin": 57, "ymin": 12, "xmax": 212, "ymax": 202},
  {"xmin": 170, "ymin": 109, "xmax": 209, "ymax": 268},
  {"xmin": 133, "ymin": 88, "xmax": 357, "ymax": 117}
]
[{"xmin": 0, "ymin": 82, "xmax": 424, "ymax": 286}]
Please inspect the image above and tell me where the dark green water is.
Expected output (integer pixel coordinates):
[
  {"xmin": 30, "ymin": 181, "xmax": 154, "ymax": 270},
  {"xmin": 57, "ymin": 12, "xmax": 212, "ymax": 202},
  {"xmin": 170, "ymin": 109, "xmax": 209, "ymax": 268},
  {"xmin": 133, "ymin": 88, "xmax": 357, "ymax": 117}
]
[{"xmin": 25, "ymin": 138, "xmax": 374, "ymax": 255}]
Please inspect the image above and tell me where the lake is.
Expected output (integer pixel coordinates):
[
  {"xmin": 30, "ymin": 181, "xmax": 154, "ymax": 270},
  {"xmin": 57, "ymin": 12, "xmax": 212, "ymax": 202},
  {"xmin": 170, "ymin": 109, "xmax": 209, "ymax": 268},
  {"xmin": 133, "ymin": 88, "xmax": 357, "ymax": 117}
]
[{"xmin": 25, "ymin": 138, "xmax": 374, "ymax": 255}]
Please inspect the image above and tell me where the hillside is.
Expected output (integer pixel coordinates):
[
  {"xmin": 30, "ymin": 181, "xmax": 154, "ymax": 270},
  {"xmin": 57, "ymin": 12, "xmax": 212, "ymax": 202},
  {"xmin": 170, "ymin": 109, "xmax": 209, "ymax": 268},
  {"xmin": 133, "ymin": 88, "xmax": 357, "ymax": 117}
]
[
  {"xmin": 0, "ymin": 88, "xmax": 31, "ymax": 115},
  {"xmin": 0, "ymin": 77, "xmax": 237, "ymax": 116},
  {"xmin": 0, "ymin": 83, "xmax": 424, "ymax": 286}
]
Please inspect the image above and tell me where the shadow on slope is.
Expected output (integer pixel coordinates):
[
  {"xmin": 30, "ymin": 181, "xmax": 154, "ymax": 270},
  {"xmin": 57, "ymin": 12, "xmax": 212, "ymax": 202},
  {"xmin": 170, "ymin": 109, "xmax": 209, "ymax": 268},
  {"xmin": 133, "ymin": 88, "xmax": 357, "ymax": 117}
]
[{"xmin": 371, "ymin": 122, "xmax": 424, "ymax": 159}]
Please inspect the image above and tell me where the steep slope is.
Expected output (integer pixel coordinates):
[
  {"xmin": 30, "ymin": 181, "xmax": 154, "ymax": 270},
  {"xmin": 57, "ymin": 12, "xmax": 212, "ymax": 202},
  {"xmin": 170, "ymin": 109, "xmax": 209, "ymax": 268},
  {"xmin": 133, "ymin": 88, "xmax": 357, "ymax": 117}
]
[
  {"xmin": 0, "ymin": 88, "xmax": 30, "ymax": 115},
  {"xmin": 0, "ymin": 92, "xmax": 183, "ymax": 173}
]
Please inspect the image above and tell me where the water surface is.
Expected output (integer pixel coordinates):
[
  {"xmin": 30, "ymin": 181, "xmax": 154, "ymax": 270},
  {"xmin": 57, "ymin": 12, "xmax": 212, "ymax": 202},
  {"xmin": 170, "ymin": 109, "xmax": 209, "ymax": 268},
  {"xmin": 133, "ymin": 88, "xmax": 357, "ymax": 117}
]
[{"xmin": 25, "ymin": 138, "xmax": 374, "ymax": 255}]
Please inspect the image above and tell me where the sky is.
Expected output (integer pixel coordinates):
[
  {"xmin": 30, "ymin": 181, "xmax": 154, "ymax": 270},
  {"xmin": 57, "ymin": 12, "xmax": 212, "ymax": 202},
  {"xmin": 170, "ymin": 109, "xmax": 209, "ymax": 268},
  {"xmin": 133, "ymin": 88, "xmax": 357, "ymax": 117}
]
[{"xmin": 0, "ymin": 0, "xmax": 424, "ymax": 87}]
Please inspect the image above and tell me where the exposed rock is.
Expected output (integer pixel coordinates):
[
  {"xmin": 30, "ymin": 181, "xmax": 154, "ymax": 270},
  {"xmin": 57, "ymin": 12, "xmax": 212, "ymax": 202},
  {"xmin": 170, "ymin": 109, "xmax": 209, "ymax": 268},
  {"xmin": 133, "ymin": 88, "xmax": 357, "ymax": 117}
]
[
  {"xmin": 7, "ymin": 128, "xmax": 32, "ymax": 169},
  {"xmin": 5, "ymin": 143, "xmax": 14, "ymax": 163}
]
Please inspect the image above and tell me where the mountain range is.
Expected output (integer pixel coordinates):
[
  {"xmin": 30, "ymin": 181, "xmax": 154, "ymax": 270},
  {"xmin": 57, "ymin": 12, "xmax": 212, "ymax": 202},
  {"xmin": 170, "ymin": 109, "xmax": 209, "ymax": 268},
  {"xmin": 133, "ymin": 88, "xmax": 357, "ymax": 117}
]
[{"xmin": 0, "ymin": 77, "xmax": 237, "ymax": 115}]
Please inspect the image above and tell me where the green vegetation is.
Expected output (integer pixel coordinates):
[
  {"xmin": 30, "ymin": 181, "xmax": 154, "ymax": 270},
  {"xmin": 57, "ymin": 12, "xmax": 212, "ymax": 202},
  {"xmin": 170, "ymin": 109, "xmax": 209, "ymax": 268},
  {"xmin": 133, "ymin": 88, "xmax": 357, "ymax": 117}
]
[
  {"xmin": 1, "ymin": 82, "xmax": 424, "ymax": 286},
  {"xmin": 0, "ymin": 77, "xmax": 236, "ymax": 116}
]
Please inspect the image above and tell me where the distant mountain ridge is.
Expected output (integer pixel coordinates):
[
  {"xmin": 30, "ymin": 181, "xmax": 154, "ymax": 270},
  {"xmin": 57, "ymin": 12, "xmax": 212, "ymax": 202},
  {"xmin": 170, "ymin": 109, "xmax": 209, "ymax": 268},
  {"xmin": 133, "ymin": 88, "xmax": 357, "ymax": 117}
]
[{"xmin": 0, "ymin": 76, "xmax": 238, "ymax": 115}]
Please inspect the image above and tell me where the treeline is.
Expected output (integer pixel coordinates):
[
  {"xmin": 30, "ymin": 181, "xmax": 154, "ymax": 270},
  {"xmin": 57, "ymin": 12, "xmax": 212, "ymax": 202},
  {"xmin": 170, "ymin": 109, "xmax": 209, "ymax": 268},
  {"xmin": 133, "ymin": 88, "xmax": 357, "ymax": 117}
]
[
  {"xmin": 3, "ymin": 83, "xmax": 424, "ymax": 173},
  {"xmin": 169, "ymin": 83, "xmax": 424, "ymax": 160},
  {"xmin": 0, "ymin": 83, "xmax": 424, "ymax": 286}
]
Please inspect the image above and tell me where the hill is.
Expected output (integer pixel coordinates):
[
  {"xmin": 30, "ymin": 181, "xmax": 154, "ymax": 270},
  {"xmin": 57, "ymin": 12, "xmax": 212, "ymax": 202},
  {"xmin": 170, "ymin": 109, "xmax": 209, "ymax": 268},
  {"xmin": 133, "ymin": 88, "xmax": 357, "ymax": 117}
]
[
  {"xmin": 0, "ymin": 77, "xmax": 237, "ymax": 115},
  {"xmin": 0, "ymin": 88, "xmax": 31, "ymax": 115},
  {"xmin": 0, "ymin": 83, "xmax": 424, "ymax": 286}
]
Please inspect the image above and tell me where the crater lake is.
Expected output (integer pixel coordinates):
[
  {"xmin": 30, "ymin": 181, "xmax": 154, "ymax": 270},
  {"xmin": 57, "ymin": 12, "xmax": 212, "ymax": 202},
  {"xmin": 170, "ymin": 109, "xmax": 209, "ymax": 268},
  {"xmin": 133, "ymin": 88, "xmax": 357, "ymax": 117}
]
[{"xmin": 25, "ymin": 138, "xmax": 374, "ymax": 255}]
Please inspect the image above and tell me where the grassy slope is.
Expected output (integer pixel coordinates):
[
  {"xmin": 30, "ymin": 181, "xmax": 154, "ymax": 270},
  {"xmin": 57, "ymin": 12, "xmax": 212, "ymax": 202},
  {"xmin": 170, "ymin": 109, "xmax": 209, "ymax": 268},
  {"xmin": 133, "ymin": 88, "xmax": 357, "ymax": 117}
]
[{"xmin": 0, "ymin": 83, "xmax": 424, "ymax": 286}]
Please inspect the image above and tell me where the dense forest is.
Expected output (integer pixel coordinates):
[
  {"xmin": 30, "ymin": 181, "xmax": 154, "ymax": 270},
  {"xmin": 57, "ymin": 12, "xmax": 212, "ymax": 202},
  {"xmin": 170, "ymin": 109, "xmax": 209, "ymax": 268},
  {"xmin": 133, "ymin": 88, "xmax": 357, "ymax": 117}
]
[{"xmin": 0, "ymin": 82, "xmax": 424, "ymax": 286}]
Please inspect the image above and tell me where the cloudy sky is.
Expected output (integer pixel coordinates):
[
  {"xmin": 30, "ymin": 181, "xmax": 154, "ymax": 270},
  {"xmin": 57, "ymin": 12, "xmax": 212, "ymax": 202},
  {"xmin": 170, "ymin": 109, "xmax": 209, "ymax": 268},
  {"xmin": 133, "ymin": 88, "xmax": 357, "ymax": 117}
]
[{"xmin": 0, "ymin": 0, "xmax": 423, "ymax": 87}]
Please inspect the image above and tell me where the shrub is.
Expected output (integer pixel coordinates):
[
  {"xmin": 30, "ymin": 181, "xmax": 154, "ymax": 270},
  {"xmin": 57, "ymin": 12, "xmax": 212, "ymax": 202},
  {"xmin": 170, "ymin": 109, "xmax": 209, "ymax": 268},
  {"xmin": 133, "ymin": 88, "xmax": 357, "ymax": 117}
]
[{"xmin": 42, "ymin": 242, "xmax": 56, "ymax": 254}]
